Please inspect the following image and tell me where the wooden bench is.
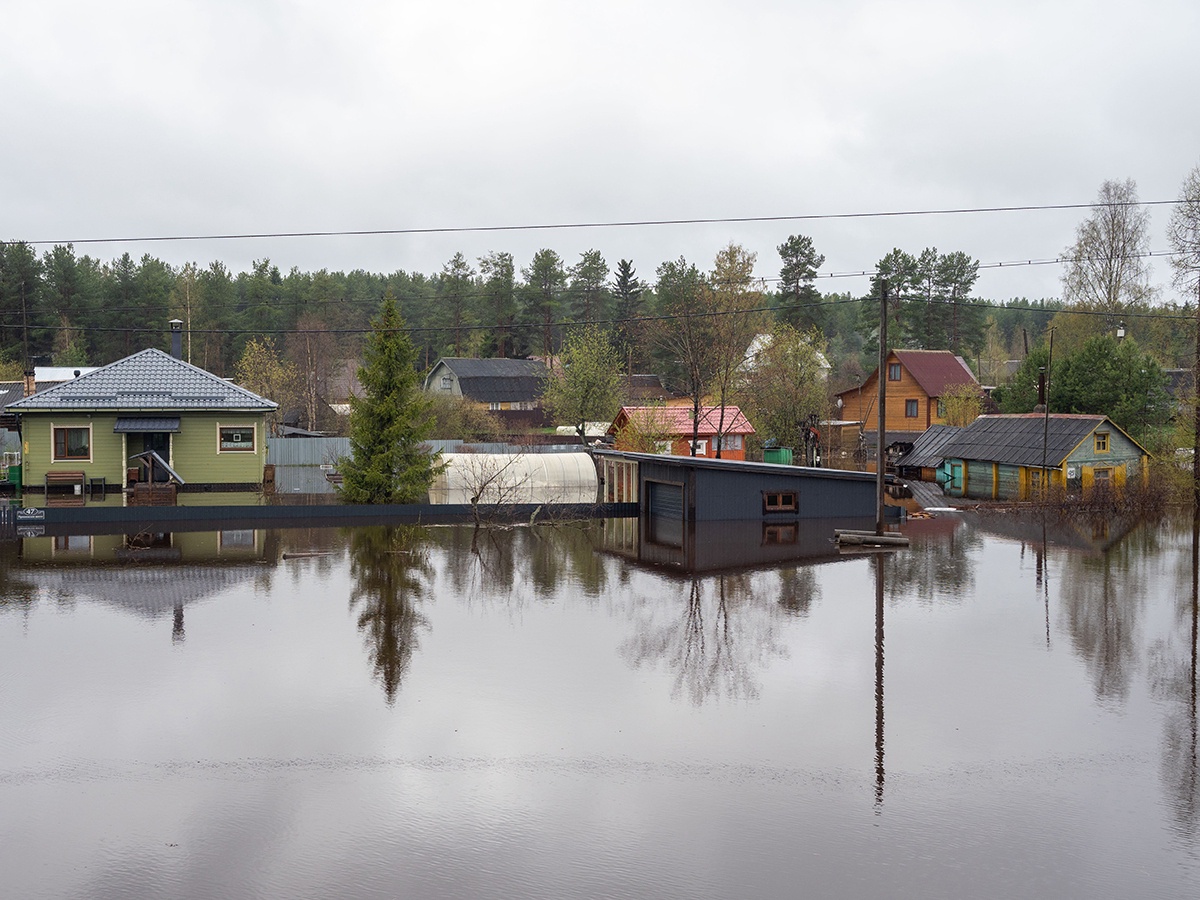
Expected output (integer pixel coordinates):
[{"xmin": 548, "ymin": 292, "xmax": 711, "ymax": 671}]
[{"xmin": 45, "ymin": 470, "xmax": 86, "ymax": 507}]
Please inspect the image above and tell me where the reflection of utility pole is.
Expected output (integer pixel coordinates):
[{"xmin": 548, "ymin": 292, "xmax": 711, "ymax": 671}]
[
  {"xmin": 1041, "ymin": 515, "xmax": 1051, "ymax": 649},
  {"xmin": 874, "ymin": 553, "xmax": 886, "ymax": 811}
]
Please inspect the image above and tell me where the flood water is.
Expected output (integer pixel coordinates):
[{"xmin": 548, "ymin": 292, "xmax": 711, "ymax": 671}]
[{"xmin": 2, "ymin": 512, "xmax": 1199, "ymax": 899}]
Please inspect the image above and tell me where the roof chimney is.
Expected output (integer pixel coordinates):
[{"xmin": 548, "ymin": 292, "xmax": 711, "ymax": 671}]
[
  {"xmin": 23, "ymin": 370, "xmax": 36, "ymax": 398},
  {"xmin": 169, "ymin": 319, "xmax": 183, "ymax": 359}
]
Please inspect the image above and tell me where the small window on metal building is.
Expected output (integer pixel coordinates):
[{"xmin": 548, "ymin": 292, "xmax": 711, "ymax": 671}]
[
  {"xmin": 905, "ymin": 399, "xmax": 918, "ymax": 417},
  {"xmin": 763, "ymin": 491, "xmax": 798, "ymax": 513}
]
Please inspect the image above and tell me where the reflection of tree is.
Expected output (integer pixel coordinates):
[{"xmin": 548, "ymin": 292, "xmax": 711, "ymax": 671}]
[
  {"xmin": 884, "ymin": 527, "xmax": 981, "ymax": 603},
  {"xmin": 1060, "ymin": 541, "xmax": 1149, "ymax": 702},
  {"xmin": 348, "ymin": 526, "xmax": 432, "ymax": 704},
  {"xmin": 428, "ymin": 523, "xmax": 608, "ymax": 608},
  {"xmin": 621, "ymin": 573, "xmax": 787, "ymax": 704},
  {"xmin": 777, "ymin": 567, "xmax": 820, "ymax": 617},
  {"xmin": 525, "ymin": 523, "xmax": 608, "ymax": 599},
  {"xmin": 0, "ymin": 541, "xmax": 37, "ymax": 618},
  {"xmin": 1148, "ymin": 517, "xmax": 1199, "ymax": 844}
]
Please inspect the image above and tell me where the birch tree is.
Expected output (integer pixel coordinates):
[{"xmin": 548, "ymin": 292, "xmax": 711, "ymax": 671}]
[
  {"xmin": 1062, "ymin": 179, "xmax": 1155, "ymax": 311},
  {"xmin": 1168, "ymin": 163, "xmax": 1200, "ymax": 295},
  {"xmin": 707, "ymin": 242, "xmax": 768, "ymax": 458}
]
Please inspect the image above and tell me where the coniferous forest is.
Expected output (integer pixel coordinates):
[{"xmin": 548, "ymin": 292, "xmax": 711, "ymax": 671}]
[{"xmin": 2, "ymin": 228, "xmax": 1196, "ymax": 444}]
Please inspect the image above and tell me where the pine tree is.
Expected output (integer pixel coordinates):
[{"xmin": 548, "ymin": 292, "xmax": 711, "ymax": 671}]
[{"xmin": 339, "ymin": 292, "xmax": 439, "ymax": 504}]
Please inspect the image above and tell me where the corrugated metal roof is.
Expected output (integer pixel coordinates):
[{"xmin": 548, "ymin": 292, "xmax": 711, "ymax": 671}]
[
  {"xmin": 892, "ymin": 350, "xmax": 978, "ymax": 397},
  {"xmin": 0, "ymin": 382, "xmax": 23, "ymax": 408},
  {"xmin": 5, "ymin": 349, "xmax": 277, "ymax": 412},
  {"xmin": 895, "ymin": 424, "xmax": 963, "ymax": 468},
  {"xmin": 940, "ymin": 414, "xmax": 1110, "ymax": 467},
  {"xmin": 113, "ymin": 416, "xmax": 181, "ymax": 433}
]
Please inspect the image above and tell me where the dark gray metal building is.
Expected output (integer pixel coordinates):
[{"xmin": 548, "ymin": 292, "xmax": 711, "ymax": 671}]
[{"xmin": 594, "ymin": 449, "xmax": 885, "ymax": 553}]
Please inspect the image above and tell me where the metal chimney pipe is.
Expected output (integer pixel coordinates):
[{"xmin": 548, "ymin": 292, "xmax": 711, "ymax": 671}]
[{"xmin": 169, "ymin": 319, "xmax": 183, "ymax": 359}]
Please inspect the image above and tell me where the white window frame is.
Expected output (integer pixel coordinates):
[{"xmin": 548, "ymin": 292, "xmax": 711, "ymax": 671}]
[
  {"xmin": 718, "ymin": 434, "xmax": 743, "ymax": 451},
  {"xmin": 690, "ymin": 439, "xmax": 708, "ymax": 456},
  {"xmin": 51, "ymin": 423, "xmax": 93, "ymax": 463},
  {"xmin": 217, "ymin": 423, "xmax": 257, "ymax": 453}
]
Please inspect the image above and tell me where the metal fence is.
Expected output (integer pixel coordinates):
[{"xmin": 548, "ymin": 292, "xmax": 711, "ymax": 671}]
[
  {"xmin": 266, "ymin": 437, "xmax": 588, "ymax": 466},
  {"xmin": 266, "ymin": 437, "xmax": 351, "ymax": 467}
]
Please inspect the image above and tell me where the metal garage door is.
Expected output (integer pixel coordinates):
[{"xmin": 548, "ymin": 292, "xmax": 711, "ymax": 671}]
[{"xmin": 646, "ymin": 480, "xmax": 684, "ymax": 548}]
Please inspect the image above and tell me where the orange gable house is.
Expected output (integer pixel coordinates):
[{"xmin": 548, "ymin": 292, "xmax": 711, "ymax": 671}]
[
  {"xmin": 836, "ymin": 349, "xmax": 979, "ymax": 440},
  {"xmin": 608, "ymin": 405, "xmax": 756, "ymax": 460}
]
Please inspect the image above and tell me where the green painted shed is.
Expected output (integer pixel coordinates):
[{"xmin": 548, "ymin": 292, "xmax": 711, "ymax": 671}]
[{"xmin": 938, "ymin": 413, "xmax": 1147, "ymax": 501}]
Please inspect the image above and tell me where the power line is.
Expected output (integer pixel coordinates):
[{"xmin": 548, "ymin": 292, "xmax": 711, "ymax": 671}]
[{"xmin": 4, "ymin": 200, "xmax": 1180, "ymax": 249}]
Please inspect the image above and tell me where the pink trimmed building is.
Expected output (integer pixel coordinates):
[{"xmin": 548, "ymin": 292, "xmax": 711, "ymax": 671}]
[{"xmin": 608, "ymin": 405, "xmax": 756, "ymax": 461}]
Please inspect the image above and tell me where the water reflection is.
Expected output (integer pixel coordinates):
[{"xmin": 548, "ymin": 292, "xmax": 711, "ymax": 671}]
[
  {"xmin": 1149, "ymin": 515, "xmax": 1200, "ymax": 844},
  {"xmin": 6, "ymin": 512, "xmax": 1200, "ymax": 896},
  {"xmin": 777, "ymin": 567, "xmax": 820, "ymax": 617},
  {"xmin": 621, "ymin": 572, "xmax": 788, "ymax": 704},
  {"xmin": 875, "ymin": 553, "xmax": 886, "ymax": 811},
  {"xmin": 9, "ymin": 530, "xmax": 273, "ymax": 632},
  {"xmin": 885, "ymin": 515, "xmax": 980, "ymax": 603},
  {"xmin": 348, "ymin": 525, "xmax": 432, "ymax": 703}
]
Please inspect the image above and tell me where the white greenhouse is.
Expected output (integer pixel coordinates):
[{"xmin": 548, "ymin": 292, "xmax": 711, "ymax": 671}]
[{"xmin": 428, "ymin": 453, "xmax": 599, "ymax": 505}]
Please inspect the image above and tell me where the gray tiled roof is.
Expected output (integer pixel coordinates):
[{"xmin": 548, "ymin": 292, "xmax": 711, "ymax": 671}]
[
  {"xmin": 4, "ymin": 349, "xmax": 277, "ymax": 412},
  {"xmin": 940, "ymin": 414, "xmax": 1109, "ymax": 467}
]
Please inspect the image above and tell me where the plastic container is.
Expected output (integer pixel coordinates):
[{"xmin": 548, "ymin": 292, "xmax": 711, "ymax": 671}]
[{"xmin": 763, "ymin": 447, "xmax": 793, "ymax": 465}]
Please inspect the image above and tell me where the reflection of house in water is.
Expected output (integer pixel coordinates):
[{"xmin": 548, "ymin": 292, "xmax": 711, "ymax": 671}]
[
  {"xmin": 18, "ymin": 530, "xmax": 271, "ymax": 640},
  {"xmin": 602, "ymin": 516, "xmax": 877, "ymax": 574},
  {"xmin": 966, "ymin": 510, "xmax": 1141, "ymax": 555}
]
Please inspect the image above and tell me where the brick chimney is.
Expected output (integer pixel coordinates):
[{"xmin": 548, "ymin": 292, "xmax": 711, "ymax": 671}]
[{"xmin": 169, "ymin": 319, "xmax": 183, "ymax": 359}]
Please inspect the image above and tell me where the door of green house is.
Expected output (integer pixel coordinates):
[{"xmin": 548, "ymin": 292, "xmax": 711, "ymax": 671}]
[
  {"xmin": 949, "ymin": 461, "xmax": 963, "ymax": 495},
  {"xmin": 137, "ymin": 433, "xmax": 172, "ymax": 482}
]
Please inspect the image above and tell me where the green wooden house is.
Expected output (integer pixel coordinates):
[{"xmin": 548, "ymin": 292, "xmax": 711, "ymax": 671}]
[
  {"xmin": 4, "ymin": 348, "xmax": 277, "ymax": 505},
  {"xmin": 937, "ymin": 413, "xmax": 1148, "ymax": 501}
]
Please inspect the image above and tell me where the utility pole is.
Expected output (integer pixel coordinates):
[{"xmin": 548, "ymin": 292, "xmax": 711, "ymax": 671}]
[
  {"xmin": 876, "ymin": 279, "xmax": 888, "ymax": 535},
  {"xmin": 1041, "ymin": 327, "xmax": 1055, "ymax": 498}
]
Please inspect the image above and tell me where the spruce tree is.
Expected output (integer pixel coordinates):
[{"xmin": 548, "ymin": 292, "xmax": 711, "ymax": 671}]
[{"xmin": 339, "ymin": 292, "xmax": 439, "ymax": 504}]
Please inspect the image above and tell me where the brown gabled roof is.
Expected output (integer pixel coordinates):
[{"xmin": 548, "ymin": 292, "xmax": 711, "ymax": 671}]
[{"xmin": 892, "ymin": 350, "xmax": 978, "ymax": 397}]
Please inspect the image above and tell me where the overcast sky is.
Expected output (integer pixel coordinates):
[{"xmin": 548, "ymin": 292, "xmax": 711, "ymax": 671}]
[{"xmin": 4, "ymin": 0, "xmax": 1199, "ymax": 303}]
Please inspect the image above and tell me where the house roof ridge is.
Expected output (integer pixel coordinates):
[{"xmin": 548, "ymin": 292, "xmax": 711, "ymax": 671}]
[{"xmin": 5, "ymin": 347, "xmax": 277, "ymax": 412}]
